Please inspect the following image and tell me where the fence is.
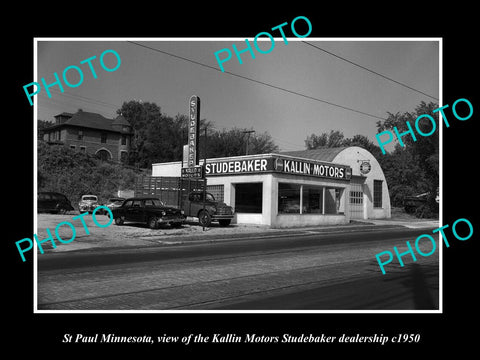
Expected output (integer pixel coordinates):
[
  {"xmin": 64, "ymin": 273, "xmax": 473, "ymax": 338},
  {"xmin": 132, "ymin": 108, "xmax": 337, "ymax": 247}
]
[{"xmin": 134, "ymin": 176, "xmax": 206, "ymax": 208}]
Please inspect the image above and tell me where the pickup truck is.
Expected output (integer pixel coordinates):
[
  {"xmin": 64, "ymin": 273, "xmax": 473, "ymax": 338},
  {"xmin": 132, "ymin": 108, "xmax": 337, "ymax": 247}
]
[
  {"xmin": 111, "ymin": 197, "xmax": 185, "ymax": 229},
  {"xmin": 133, "ymin": 176, "xmax": 235, "ymax": 227},
  {"xmin": 183, "ymin": 191, "xmax": 234, "ymax": 227}
]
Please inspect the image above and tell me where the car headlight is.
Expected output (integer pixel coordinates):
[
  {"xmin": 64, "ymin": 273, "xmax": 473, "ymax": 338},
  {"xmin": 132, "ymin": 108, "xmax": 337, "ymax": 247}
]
[
  {"xmin": 161, "ymin": 211, "xmax": 166, "ymax": 216},
  {"xmin": 181, "ymin": 210, "xmax": 185, "ymax": 215}
]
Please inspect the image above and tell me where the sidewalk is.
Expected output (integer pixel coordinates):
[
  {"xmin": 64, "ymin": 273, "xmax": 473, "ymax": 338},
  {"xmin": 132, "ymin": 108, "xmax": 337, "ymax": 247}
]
[
  {"xmin": 353, "ymin": 218, "xmax": 439, "ymax": 229},
  {"xmin": 36, "ymin": 211, "xmax": 440, "ymax": 254}
]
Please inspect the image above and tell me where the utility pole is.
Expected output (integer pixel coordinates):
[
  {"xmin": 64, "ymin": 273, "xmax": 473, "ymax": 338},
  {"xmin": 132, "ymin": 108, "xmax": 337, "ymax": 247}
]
[
  {"xmin": 203, "ymin": 125, "xmax": 207, "ymax": 231},
  {"xmin": 243, "ymin": 130, "xmax": 255, "ymax": 155}
]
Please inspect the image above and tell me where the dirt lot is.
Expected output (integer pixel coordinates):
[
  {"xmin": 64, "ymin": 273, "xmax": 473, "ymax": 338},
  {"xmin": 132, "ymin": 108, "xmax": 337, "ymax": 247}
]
[
  {"xmin": 35, "ymin": 212, "xmax": 273, "ymax": 253},
  {"xmin": 34, "ymin": 207, "xmax": 438, "ymax": 254}
]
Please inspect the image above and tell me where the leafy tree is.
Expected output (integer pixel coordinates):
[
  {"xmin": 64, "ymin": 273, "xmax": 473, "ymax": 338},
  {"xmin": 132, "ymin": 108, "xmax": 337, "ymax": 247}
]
[
  {"xmin": 37, "ymin": 119, "xmax": 54, "ymax": 140},
  {"xmin": 305, "ymin": 130, "xmax": 345, "ymax": 149},
  {"xmin": 376, "ymin": 101, "xmax": 439, "ymax": 204},
  {"xmin": 37, "ymin": 141, "xmax": 141, "ymax": 206},
  {"xmin": 201, "ymin": 127, "xmax": 279, "ymax": 159},
  {"xmin": 303, "ymin": 102, "xmax": 439, "ymax": 218},
  {"xmin": 118, "ymin": 99, "xmax": 278, "ymax": 166}
]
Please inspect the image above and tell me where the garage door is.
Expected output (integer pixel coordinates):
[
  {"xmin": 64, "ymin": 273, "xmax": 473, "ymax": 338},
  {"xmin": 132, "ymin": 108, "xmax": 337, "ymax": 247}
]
[{"xmin": 349, "ymin": 177, "xmax": 365, "ymax": 219}]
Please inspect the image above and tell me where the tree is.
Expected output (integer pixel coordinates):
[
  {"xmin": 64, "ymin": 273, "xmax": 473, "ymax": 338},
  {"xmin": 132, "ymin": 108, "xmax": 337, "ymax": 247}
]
[
  {"xmin": 118, "ymin": 100, "xmax": 278, "ymax": 167},
  {"xmin": 202, "ymin": 127, "xmax": 279, "ymax": 159},
  {"xmin": 37, "ymin": 141, "xmax": 141, "ymax": 205},
  {"xmin": 37, "ymin": 119, "xmax": 54, "ymax": 140},
  {"xmin": 117, "ymin": 101, "xmax": 192, "ymax": 168},
  {"xmin": 305, "ymin": 130, "xmax": 345, "ymax": 149},
  {"xmin": 375, "ymin": 101, "xmax": 439, "ymax": 215},
  {"xmin": 302, "ymin": 104, "xmax": 439, "ymax": 218}
]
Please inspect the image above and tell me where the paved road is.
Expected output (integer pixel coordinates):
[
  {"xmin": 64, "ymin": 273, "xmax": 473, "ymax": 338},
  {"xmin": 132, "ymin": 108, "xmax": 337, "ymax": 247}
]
[{"xmin": 37, "ymin": 226, "xmax": 439, "ymax": 311}]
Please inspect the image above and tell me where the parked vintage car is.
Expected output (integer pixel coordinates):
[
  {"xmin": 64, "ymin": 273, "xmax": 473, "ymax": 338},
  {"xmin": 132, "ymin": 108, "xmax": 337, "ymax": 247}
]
[
  {"xmin": 111, "ymin": 197, "xmax": 185, "ymax": 229},
  {"xmin": 78, "ymin": 194, "xmax": 102, "ymax": 214},
  {"xmin": 38, "ymin": 192, "xmax": 74, "ymax": 214},
  {"xmin": 183, "ymin": 191, "xmax": 234, "ymax": 227}
]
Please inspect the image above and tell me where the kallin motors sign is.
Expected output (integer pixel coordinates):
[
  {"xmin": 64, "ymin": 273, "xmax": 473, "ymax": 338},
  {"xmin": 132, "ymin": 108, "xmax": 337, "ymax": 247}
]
[
  {"xmin": 275, "ymin": 158, "xmax": 351, "ymax": 180},
  {"xmin": 205, "ymin": 156, "xmax": 351, "ymax": 180}
]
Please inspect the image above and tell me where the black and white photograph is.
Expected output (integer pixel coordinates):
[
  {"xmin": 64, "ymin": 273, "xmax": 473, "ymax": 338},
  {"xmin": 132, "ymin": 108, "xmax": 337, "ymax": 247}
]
[
  {"xmin": 7, "ymin": 7, "xmax": 478, "ymax": 354},
  {"xmin": 34, "ymin": 38, "xmax": 441, "ymax": 312}
]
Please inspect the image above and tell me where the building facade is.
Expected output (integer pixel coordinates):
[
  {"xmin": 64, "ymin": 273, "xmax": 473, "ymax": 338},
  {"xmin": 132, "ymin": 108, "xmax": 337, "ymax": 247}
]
[
  {"xmin": 152, "ymin": 146, "xmax": 391, "ymax": 228},
  {"xmin": 41, "ymin": 110, "xmax": 133, "ymax": 163}
]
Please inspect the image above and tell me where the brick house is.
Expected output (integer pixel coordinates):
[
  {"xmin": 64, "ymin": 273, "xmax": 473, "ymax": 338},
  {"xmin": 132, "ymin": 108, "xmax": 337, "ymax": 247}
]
[{"xmin": 41, "ymin": 110, "xmax": 133, "ymax": 163}]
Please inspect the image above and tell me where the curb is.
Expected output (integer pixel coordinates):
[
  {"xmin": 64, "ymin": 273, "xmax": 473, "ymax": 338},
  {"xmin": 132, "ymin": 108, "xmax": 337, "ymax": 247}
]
[{"xmin": 42, "ymin": 222, "xmax": 413, "ymax": 257}]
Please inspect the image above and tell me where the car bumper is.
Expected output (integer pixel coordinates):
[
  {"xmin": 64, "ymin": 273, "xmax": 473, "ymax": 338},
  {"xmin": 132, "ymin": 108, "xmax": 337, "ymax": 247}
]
[
  {"xmin": 212, "ymin": 214, "xmax": 234, "ymax": 220},
  {"xmin": 79, "ymin": 205, "xmax": 101, "ymax": 212},
  {"xmin": 157, "ymin": 216, "xmax": 186, "ymax": 224}
]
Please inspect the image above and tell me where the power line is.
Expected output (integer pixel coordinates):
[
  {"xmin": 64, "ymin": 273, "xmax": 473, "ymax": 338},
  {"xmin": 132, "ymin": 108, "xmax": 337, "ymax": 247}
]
[
  {"xmin": 127, "ymin": 41, "xmax": 387, "ymax": 121},
  {"xmin": 39, "ymin": 88, "xmax": 121, "ymax": 111},
  {"xmin": 302, "ymin": 41, "xmax": 439, "ymax": 101}
]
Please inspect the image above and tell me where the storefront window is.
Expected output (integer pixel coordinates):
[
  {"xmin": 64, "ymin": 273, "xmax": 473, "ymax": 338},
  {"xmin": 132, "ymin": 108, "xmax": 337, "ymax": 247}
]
[
  {"xmin": 235, "ymin": 183, "xmax": 262, "ymax": 213},
  {"xmin": 302, "ymin": 186, "xmax": 323, "ymax": 214},
  {"xmin": 278, "ymin": 184, "xmax": 343, "ymax": 215},
  {"xmin": 324, "ymin": 188, "xmax": 341, "ymax": 214},
  {"xmin": 278, "ymin": 183, "xmax": 301, "ymax": 213}
]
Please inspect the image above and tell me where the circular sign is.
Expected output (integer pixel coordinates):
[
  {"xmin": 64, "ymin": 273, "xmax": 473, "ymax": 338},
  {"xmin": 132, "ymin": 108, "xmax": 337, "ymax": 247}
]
[
  {"xmin": 359, "ymin": 161, "xmax": 371, "ymax": 174},
  {"xmin": 275, "ymin": 158, "xmax": 284, "ymax": 171}
]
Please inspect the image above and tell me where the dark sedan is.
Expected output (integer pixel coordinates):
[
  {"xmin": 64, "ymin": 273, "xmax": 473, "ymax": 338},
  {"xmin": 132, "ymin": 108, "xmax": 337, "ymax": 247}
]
[
  {"xmin": 111, "ymin": 197, "xmax": 185, "ymax": 229},
  {"xmin": 38, "ymin": 192, "xmax": 75, "ymax": 214}
]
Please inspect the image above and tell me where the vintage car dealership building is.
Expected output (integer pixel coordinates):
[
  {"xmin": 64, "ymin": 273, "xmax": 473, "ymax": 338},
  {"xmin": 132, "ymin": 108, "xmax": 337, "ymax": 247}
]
[{"xmin": 152, "ymin": 146, "xmax": 391, "ymax": 227}]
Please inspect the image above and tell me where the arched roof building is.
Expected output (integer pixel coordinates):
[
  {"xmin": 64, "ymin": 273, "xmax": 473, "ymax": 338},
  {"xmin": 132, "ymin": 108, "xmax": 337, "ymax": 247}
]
[{"xmin": 151, "ymin": 146, "xmax": 391, "ymax": 227}]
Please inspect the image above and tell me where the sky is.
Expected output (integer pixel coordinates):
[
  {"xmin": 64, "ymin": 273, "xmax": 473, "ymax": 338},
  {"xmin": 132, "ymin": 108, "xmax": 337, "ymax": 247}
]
[{"xmin": 35, "ymin": 38, "xmax": 440, "ymax": 152}]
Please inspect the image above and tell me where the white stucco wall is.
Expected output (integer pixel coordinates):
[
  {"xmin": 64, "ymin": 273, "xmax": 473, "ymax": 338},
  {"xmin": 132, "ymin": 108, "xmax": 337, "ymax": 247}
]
[
  {"xmin": 150, "ymin": 146, "xmax": 391, "ymax": 226},
  {"xmin": 332, "ymin": 146, "xmax": 391, "ymax": 219}
]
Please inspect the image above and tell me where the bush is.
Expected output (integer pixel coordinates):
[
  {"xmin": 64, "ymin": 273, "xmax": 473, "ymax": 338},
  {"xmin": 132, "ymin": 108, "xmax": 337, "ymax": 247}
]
[{"xmin": 38, "ymin": 142, "xmax": 142, "ymax": 207}]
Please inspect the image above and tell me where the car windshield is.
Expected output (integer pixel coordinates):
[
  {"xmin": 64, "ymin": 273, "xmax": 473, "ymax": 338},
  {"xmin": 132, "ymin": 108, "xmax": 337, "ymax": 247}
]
[
  {"xmin": 144, "ymin": 199, "xmax": 164, "ymax": 207},
  {"xmin": 82, "ymin": 196, "xmax": 97, "ymax": 201},
  {"xmin": 109, "ymin": 198, "xmax": 124, "ymax": 204}
]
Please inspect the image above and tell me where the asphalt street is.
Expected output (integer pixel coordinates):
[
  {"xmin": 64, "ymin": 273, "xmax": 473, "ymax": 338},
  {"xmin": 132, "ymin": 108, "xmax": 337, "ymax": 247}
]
[{"xmin": 37, "ymin": 225, "xmax": 440, "ymax": 311}]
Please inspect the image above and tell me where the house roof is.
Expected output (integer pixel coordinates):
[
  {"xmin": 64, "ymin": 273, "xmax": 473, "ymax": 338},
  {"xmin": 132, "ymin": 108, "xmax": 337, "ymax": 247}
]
[
  {"xmin": 44, "ymin": 110, "xmax": 131, "ymax": 133},
  {"xmin": 54, "ymin": 112, "xmax": 74, "ymax": 118},
  {"xmin": 65, "ymin": 111, "xmax": 115, "ymax": 131},
  {"xmin": 112, "ymin": 114, "xmax": 130, "ymax": 127},
  {"xmin": 280, "ymin": 147, "xmax": 348, "ymax": 162}
]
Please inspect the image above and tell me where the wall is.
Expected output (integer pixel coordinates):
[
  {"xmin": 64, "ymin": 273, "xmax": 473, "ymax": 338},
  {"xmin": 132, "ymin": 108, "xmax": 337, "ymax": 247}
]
[
  {"xmin": 332, "ymin": 146, "xmax": 391, "ymax": 219},
  {"xmin": 65, "ymin": 128, "xmax": 123, "ymax": 161},
  {"xmin": 207, "ymin": 173, "xmax": 274, "ymax": 226},
  {"xmin": 274, "ymin": 214, "xmax": 347, "ymax": 228},
  {"xmin": 152, "ymin": 161, "xmax": 182, "ymax": 177},
  {"xmin": 43, "ymin": 126, "xmax": 128, "ymax": 162},
  {"xmin": 151, "ymin": 159, "xmax": 352, "ymax": 227}
]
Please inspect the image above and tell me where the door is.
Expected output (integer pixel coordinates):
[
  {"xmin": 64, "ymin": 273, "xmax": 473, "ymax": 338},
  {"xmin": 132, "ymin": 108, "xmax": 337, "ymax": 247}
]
[
  {"xmin": 349, "ymin": 177, "xmax": 365, "ymax": 220},
  {"xmin": 125, "ymin": 199, "xmax": 144, "ymax": 222},
  {"xmin": 38, "ymin": 193, "xmax": 53, "ymax": 212},
  {"xmin": 188, "ymin": 192, "xmax": 203, "ymax": 217}
]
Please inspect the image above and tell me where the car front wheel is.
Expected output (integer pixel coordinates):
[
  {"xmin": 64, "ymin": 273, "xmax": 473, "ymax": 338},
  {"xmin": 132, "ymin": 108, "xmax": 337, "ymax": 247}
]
[
  {"xmin": 148, "ymin": 216, "xmax": 159, "ymax": 229},
  {"xmin": 114, "ymin": 216, "xmax": 124, "ymax": 225},
  {"xmin": 198, "ymin": 211, "xmax": 212, "ymax": 227}
]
